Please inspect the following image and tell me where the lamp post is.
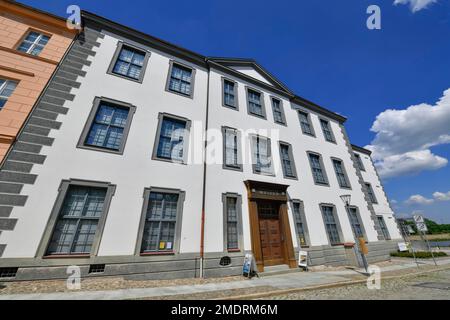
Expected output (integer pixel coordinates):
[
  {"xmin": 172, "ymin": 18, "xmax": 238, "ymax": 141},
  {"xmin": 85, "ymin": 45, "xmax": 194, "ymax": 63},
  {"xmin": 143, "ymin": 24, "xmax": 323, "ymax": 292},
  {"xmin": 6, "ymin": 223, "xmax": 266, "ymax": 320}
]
[{"xmin": 340, "ymin": 194, "xmax": 369, "ymax": 273}]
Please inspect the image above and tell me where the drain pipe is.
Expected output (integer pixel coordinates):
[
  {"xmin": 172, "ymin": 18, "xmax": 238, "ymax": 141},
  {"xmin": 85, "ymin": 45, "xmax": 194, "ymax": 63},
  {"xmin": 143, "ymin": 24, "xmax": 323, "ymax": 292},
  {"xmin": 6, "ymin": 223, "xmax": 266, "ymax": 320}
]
[{"xmin": 199, "ymin": 59, "xmax": 211, "ymax": 278}]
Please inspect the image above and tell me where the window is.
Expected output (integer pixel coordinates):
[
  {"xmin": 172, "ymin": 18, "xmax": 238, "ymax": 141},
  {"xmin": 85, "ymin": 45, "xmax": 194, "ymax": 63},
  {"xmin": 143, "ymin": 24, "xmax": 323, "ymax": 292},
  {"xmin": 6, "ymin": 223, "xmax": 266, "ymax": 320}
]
[
  {"xmin": 279, "ymin": 142, "xmax": 297, "ymax": 179},
  {"xmin": 0, "ymin": 79, "xmax": 18, "ymax": 110},
  {"xmin": 222, "ymin": 127, "xmax": 242, "ymax": 171},
  {"xmin": 365, "ymin": 183, "xmax": 378, "ymax": 204},
  {"xmin": 298, "ymin": 111, "xmax": 314, "ymax": 136},
  {"xmin": 321, "ymin": 205, "xmax": 341, "ymax": 245},
  {"xmin": 251, "ymin": 135, "xmax": 273, "ymax": 175},
  {"xmin": 332, "ymin": 158, "xmax": 351, "ymax": 188},
  {"xmin": 222, "ymin": 78, "xmax": 238, "ymax": 109},
  {"xmin": 166, "ymin": 61, "xmax": 195, "ymax": 97},
  {"xmin": 246, "ymin": 88, "xmax": 266, "ymax": 118},
  {"xmin": 354, "ymin": 153, "xmax": 365, "ymax": 171},
  {"xmin": 292, "ymin": 201, "xmax": 308, "ymax": 247},
  {"xmin": 320, "ymin": 119, "xmax": 335, "ymax": 142},
  {"xmin": 152, "ymin": 114, "xmax": 191, "ymax": 163},
  {"xmin": 140, "ymin": 191, "xmax": 182, "ymax": 253},
  {"xmin": 271, "ymin": 97, "xmax": 286, "ymax": 125},
  {"xmin": 222, "ymin": 193, "xmax": 243, "ymax": 251},
  {"xmin": 78, "ymin": 97, "xmax": 136, "ymax": 154},
  {"xmin": 377, "ymin": 216, "xmax": 391, "ymax": 240},
  {"xmin": 347, "ymin": 207, "xmax": 365, "ymax": 239},
  {"xmin": 46, "ymin": 185, "xmax": 108, "ymax": 255},
  {"xmin": 108, "ymin": 43, "xmax": 150, "ymax": 83},
  {"xmin": 17, "ymin": 31, "xmax": 50, "ymax": 56},
  {"xmin": 308, "ymin": 152, "xmax": 328, "ymax": 185}
]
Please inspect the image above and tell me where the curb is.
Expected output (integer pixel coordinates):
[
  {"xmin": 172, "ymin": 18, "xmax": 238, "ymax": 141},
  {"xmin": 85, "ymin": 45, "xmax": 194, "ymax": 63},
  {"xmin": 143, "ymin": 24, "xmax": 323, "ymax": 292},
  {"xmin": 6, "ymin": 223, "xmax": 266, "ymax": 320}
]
[{"xmin": 214, "ymin": 265, "xmax": 450, "ymax": 300}]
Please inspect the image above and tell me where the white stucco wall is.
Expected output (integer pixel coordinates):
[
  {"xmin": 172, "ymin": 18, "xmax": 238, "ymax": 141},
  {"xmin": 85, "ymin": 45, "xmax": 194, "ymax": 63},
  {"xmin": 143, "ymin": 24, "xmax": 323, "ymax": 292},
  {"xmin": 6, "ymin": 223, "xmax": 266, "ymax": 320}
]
[
  {"xmin": 0, "ymin": 27, "xmax": 398, "ymax": 260},
  {"xmin": 354, "ymin": 150, "xmax": 402, "ymax": 240},
  {"xmin": 1, "ymin": 30, "xmax": 208, "ymax": 258},
  {"xmin": 203, "ymin": 67, "xmax": 381, "ymax": 254}
]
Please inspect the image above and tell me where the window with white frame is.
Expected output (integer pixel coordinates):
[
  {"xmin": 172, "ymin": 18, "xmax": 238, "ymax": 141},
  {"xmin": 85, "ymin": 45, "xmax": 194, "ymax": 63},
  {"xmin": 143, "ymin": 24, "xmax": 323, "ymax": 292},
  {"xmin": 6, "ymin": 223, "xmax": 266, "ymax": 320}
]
[
  {"xmin": 141, "ymin": 192, "xmax": 179, "ymax": 252},
  {"xmin": 111, "ymin": 45, "xmax": 146, "ymax": 80},
  {"xmin": 271, "ymin": 98, "xmax": 285, "ymax": 124},
  {"xmin": 79, "ymin": 98, "xmax": 135, "ymax": 154},
  {"xmin": 347, "ymin": 207, "xmax": 364, "ymax": 239},
  {"xmin": 321, "ymin": 205, "xmax": 341, "ymax": 245},
  {"xmin": 252, "ymin": 135, "xmax": 273, "ymax": 175},
  {"xmin": 247, "ymin": 88, "xmax": 265, "ymax": 117},
  {"xmin": 377, "ymin": 216, "xmax": 390, "ymax": 240},
  {"xmin": 354, "ymin": 153, "xmax": 365, "ymax": 171},
  {"xmin": 308, "ymin": 152, "xmax": 328, "ymax": 185},
  {"xmin": 153, "ymin": 114, "xmax": 189, "ymax": 163},
  {"xmin": 223, "ymin": 79, "xmax": 237, "ymax": 108},
  {"xmin": 225, "ymin": 197, "xmax": 238, "ymax": 250},
  {"xmin": 0, "ymin": 79, "xmax": 18, "ymax": 110},
  {"xmin": 320, "ymin": 119, "xmax": 335, "ymax": 142},
  {"xmin": 332, "ymin": 158, "xmax": 351, "ymax": 188},
  {"xmin": 223, "ymin": 127, "xmax": 241, "ymax": 170},
  {"xmin": 17, "ymin": 31, "xmax": 50, "ymax": 56},
  {"xmin": 167, "ymin": 63, "xmax": 194, "ymax": 96},
  {"xmin": 279, "ymin": 142, "xmax": 297, "ymax": 179},
  {"xmin": 298, "ymin": 111, "xmax": 314, "ymax": 136},
  {"xmin": 365, "ymin": 182, "xmax": 378, "ymax": 204},
  {"xmin": 292, "ymin": 201, "xmax": 308, "ymax": 247},
  {"xmin": 46, "ymin": 185, "xmax": 107, "ymax": 255}
]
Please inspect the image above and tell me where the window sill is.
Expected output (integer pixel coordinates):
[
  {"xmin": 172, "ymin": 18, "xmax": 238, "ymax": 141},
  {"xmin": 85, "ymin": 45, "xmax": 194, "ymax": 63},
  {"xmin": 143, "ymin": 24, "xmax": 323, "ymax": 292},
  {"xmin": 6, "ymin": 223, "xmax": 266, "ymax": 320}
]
[
  {"xmin": 330, "ymin": 243, "xmax": 345, "ymax": 247},
  {"xmin": 43, "ymin": 254, "xmax": 90, "ymax": 259},
  {"xmin": 140, "ymin": 251, "xmax": 175, "ymax": 256},
  {"xmin": 0, "ymin": 45, "xmax": 59, "ymax": 65},
  {"xmin": 227, "ymin": 249, "xmax": 241, "ymax": 253},
  {"xmin": 151, "ymin": 156, "xmax": 187, "ymax": 165},
  {"xmin": 107, "ymin": 70, "xmax": 143, "ymax": 83},
  {"xmin": 166, "ymin": 88, "xmax": 193, "ymax": 99}
]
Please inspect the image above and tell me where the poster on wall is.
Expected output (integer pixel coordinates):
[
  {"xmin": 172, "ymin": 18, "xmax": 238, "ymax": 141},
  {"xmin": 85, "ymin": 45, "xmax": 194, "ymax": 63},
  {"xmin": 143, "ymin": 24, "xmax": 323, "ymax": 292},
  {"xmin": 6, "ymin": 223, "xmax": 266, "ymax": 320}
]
[{"xmin": 298, "ymin": 250, "xmax": 308, "ymax": 269}]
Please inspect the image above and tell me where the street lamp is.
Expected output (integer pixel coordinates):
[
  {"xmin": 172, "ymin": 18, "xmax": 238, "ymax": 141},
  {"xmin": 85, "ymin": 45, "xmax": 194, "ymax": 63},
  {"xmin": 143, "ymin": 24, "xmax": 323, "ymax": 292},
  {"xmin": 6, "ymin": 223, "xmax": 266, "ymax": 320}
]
[{"xmin": 340, "ymin": 194, "xmax": 351, "ymax": 207}]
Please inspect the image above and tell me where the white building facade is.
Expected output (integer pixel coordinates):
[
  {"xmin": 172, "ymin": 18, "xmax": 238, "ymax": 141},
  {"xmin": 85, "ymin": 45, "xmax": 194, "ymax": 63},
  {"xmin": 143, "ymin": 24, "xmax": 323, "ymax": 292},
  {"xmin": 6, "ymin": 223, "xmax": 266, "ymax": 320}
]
[{"xmin": 0, "ymin": 11, "xmax": 401, "ymax": 280}]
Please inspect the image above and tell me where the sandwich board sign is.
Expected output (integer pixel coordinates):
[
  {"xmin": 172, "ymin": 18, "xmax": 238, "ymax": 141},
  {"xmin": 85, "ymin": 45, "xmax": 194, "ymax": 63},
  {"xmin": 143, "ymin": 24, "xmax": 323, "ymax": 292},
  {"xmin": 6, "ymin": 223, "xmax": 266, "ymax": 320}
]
[
  {"xmin": 242, "ymin": 253, "xmax": 258, "ymax": 278},
  {"xmin": 298, "ymin": 250, "xmax": 308, "ymax": 270},
  {"xmin": 398, "ymin": 242, "xmax": 408, "ymax": 252},
  {"xmin": 413, "ymin": 214, "xmax": 428, "ymax": 233}
]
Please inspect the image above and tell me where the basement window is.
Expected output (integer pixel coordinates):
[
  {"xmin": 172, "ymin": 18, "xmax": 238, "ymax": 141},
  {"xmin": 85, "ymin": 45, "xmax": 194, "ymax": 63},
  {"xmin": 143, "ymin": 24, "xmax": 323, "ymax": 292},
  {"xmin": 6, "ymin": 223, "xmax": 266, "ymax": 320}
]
[
  {"xmin": 0, "ymin": 267, "xmax": 18, "ymax": 278},
  {"xmin": 219, "ymin": 256, "xmax": 232, "ymax": 267},
  {"xmin": 88, "ymin": 264, "xmax": 105, "ymax": 274}
]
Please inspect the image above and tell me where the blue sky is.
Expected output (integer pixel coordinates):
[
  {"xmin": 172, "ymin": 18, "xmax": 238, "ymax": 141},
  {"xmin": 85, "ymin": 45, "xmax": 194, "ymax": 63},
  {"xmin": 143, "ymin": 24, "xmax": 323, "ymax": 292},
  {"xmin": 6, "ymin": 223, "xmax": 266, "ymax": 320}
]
[{"xmin": 20, "ymin": 0, "xmax": 450, "ymax": 222}]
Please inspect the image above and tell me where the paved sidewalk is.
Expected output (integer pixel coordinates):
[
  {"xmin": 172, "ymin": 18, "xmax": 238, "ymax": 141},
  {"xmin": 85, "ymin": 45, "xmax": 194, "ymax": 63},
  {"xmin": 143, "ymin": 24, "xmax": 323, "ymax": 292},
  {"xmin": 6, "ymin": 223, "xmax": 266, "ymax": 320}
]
[{"xmin": 1, "ymin": 258, "xmax": 449, "ymax": 300}]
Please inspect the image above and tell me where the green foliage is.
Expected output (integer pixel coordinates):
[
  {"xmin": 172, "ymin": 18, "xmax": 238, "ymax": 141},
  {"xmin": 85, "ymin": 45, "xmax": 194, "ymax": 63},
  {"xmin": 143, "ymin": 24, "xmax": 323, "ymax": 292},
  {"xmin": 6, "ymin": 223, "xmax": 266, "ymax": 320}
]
[
  {"xmin": 424, "ymin": 219, "xmax": 450, "ymax": 234},
  {"xmin": 403, "ymin": 218, "xmax": 450, "ymax": 234},
  {"xmin": 390, "ymin": 251, "xmax": 447, "ymax": 259}
]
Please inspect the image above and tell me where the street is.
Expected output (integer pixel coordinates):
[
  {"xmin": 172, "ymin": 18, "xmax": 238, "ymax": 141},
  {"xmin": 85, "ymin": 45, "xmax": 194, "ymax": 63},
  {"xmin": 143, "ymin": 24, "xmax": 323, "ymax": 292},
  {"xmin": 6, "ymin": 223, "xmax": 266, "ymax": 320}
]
[{"xmin": 264, "ymin": 269, "xmax": 450, "ymax": 300}]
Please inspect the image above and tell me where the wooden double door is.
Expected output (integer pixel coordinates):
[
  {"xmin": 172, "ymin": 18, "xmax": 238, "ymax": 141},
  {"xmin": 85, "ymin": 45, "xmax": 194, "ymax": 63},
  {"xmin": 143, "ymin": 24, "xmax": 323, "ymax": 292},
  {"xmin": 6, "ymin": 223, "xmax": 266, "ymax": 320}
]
[{"xmin": 258, "ymin": 201, "xmax": 284, "ymax": 266}]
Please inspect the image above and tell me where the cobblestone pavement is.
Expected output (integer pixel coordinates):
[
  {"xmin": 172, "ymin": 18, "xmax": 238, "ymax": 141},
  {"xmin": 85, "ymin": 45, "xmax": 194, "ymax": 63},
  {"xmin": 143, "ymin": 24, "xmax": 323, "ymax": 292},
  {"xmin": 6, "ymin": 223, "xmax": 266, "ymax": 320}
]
[
  {"xmin": 263, "ymin": 269, "xmax": 450, "ymax": 300},
  {"xmin": 0, "ymin": 275, "xmax": 242, "ymax": 295}
]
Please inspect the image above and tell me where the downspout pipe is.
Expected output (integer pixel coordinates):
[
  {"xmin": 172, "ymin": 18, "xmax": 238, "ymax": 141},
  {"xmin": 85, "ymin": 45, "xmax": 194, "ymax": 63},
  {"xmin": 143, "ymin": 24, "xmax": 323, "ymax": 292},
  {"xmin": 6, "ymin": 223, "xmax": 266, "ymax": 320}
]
[{"xmin": 199, "ymin": 59, "xmax": 211, "ymax": 278}]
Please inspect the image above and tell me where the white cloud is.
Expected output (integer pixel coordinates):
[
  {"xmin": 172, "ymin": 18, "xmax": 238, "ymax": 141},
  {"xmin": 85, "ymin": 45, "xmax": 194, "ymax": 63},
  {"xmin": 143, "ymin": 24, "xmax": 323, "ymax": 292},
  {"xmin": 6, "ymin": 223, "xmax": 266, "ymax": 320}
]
[
  {"xmin": 367, "ymin": 88, "xmax": 450, "ymax": 178},
  {"xmin": 394, "ymin": 0, "xmax": 438, "ymax": 12},
  {"xmin": 405, "ymin": 194, "xmax": 434, "ymax": 205},
  {"xmin": 433, "ymin": 191, "xmax": 450, "ymax": 201}
]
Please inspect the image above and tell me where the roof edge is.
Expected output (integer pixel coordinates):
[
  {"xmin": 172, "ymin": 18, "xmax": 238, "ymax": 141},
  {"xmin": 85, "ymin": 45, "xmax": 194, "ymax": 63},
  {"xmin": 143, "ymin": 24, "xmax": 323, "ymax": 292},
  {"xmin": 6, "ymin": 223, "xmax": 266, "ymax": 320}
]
[
  {"xmin": 351, "ymin": 144, "xmax": 372, "ymax": 155},
  {"xmin": 81, "ymin": 10, "xmax": 207, "ymax": 67}
]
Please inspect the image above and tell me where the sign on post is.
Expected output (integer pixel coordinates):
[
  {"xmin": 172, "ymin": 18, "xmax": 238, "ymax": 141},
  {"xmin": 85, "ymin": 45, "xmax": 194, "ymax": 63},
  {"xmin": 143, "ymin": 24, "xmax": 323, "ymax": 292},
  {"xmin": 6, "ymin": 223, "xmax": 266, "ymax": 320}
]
[{"xmin": 413, "ymin": 214, "xmax": 428, "ymax": 233}]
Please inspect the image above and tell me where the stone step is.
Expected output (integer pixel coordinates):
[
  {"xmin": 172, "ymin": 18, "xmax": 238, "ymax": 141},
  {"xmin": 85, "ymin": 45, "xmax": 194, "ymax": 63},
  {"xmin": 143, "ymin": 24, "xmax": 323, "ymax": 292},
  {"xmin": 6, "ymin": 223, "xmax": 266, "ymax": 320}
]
[{"xmin": 259, "ymin": 265, "xmax": 303, "ymax": 277}]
